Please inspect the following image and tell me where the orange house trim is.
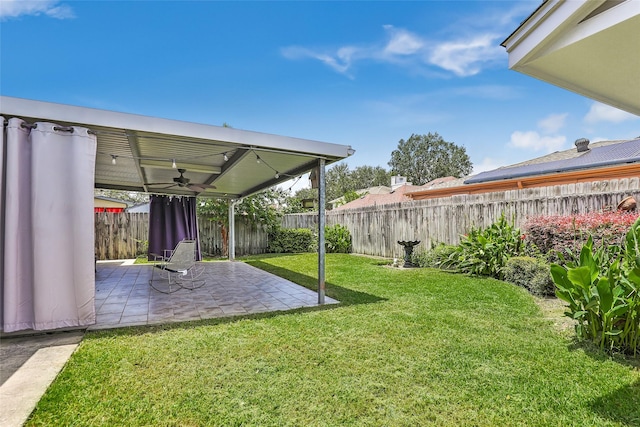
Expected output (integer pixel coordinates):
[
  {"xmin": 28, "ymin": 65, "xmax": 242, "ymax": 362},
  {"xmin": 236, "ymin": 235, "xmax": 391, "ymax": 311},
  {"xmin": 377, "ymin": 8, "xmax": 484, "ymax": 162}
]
[{"xmin": 407, "ymin": 164, "xmax": 640, "ymax": 201}]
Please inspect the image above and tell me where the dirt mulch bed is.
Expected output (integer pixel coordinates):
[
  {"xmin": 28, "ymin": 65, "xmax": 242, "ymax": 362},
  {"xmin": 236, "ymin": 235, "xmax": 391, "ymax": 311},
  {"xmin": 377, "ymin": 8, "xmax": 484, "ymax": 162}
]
[{"xmin": 534, "ymin": 297, "xmax": 576, "ymax": 334}]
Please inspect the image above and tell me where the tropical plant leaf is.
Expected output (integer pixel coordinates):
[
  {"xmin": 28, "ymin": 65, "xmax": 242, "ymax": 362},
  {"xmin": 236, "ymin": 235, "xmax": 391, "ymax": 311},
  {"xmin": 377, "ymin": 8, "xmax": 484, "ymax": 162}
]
[
  {"xmin": 596, "ymin": 277, "xmax": 613, "ymax": 314},
  {"xmin": 567, "ymin": 266, "xmax": 593, "ymax": 290}
]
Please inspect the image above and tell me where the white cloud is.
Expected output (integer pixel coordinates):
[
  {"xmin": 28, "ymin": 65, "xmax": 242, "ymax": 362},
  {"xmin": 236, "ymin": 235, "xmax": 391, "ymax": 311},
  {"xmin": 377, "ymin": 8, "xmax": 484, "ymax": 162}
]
[
  {"xmin": 537, "ymin": 113, "xmax": 568, "ymax": 134},
  {"xmin": 428, "ymin": 34, "xmax": 503, "ymax": 77},
  {"xmin": 0, "ymin": 0, "xmax": 74, "ymax": 20},
  {"xmin": 280, "ymin": 46, "xmax": 355, "ymax": 77},
  {"xmin": 382, "ymin": 25, "xmax": 423, "ymax": 56},
  {"xmin": 472, "ymin": 157, "xmax": 507, "ymax": 174},
  {"xmin": 282, "ymin": 23, "xmax": 507, "ymax": 78},
  {"xmin": 280, "ymin": 2, "xmax": 534, "ymax": 78},
  {"xmin": 584, "ymin": 102, "xmax": 639, "ymax": 124},
  {"xmin": 509, "ymin": 131, "xmax": 566, "ymax": 153}
]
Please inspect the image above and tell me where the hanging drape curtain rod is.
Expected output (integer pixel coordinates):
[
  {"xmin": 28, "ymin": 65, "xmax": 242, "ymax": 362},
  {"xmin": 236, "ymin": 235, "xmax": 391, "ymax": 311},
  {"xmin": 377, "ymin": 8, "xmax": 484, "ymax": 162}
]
[
  {"xmin": 10, "ymin": 120, "xmax": 323, "ymax": 182},
  {"xmin": 16, "ymin": 121, "xmax": 96, "ymax": 134},
  {"xmin": 8, "ymin": 120, "xmax": 330, "ymax": 161}
]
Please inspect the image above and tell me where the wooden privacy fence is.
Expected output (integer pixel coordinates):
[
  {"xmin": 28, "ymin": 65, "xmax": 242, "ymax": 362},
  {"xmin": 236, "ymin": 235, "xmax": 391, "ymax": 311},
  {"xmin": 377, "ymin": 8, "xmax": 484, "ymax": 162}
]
[
  {"xmin": 282, "ymin": 177, "xmax": 640, "ymax": 259},
  {"xmin": 95, "ymin": 213, "xmax": 268, "ymax": 260},
  {"xmin": 198, "ymin": 218, "xmax": 268, "ymax": 257},
  {"xmin": 95, "ymin": 212, "xmax": 148, "ymax": 260}
]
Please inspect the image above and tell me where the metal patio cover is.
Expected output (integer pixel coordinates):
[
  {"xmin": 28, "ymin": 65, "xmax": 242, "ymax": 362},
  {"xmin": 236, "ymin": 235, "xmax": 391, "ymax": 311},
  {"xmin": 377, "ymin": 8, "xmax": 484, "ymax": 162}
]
[
  {"xmin": 1, "ymin": 96, "xmax": 354, "ymax": 198},
  {"xmin": 502, "ymin": 0, "xmax": 640, "ymax": 116}
]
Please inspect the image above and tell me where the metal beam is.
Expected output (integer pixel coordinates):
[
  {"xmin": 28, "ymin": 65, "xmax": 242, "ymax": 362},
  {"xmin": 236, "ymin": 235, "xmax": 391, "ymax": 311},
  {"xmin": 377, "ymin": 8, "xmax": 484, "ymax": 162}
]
[
  {"xmin": 125, "ymin": 132, "xmax": 150, "ymax": 193},
  {"xmin": 228, "ymin": 199, "xmax": 236, "ymax": 261},
  {"xmin": 94, "ymin": 183, "xmax": 145, "ymax": 192},
  {"xmin": 239, "ymin": 158, "xmax": 320, "ymax": 198},
  {"xmin": 203, "ymin": 148, "xmax": 250, "ymax": 186},
  {"xmin": 317, "ymin": 158, "xmax": 326, "ymax": 304}
]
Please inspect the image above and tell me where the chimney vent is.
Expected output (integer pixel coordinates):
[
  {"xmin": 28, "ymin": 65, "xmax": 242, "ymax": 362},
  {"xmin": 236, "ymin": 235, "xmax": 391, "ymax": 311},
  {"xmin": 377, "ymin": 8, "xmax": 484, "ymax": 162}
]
[{"xmin": 575, "ymin": 138, "xmax": 590, "ymax": 153}]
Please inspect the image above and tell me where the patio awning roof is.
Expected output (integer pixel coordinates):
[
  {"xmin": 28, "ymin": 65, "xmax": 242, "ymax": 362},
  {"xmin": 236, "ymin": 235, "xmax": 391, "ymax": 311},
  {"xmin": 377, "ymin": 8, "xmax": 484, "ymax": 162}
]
[
  {"xmin": 501, "ymin": 0, "xmax": 640, "ymax": 116},
  {"xmin": 1, "ymin": 96, "xmax": 355, "ymax": 198}
]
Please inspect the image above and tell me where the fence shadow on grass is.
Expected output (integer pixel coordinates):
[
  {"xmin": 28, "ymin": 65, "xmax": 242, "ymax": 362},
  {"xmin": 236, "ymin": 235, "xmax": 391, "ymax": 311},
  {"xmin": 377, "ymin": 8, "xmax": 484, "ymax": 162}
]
[
  {"xmin": 244, "ymin": 259, "xmax": 385, "ymax": 307},
  {"xmin": 590, "ymin": 379, "xmax": 640, "ymax": 426},
  {"xmin": 85, "ymin": 258, "xmax": 385, "ymax": 340}
]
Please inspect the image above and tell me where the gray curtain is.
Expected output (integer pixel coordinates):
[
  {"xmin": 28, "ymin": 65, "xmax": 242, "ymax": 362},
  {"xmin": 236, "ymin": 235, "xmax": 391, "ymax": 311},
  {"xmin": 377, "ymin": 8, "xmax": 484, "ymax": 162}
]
[{"xmin": 1, "ymin": 117, "xmax": 97, "ymax": 332}]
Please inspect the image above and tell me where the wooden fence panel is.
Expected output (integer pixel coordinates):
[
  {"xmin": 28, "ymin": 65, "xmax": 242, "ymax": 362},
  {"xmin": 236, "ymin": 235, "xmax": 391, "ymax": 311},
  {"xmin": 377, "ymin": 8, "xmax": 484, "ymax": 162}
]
[
  {"xmin": 95, "ymin": 213, "xmax": 269, "ymax": 260},
  {"xmin": 281, "ymin": 178, "xmax": 640, "ymax": 259},
  {"xmin": 198, "ymin": 218, "xmax": 269, "ymax": 257},
  {"xmin": 95, "ymin": 178, "xmax": 639, "ymax": 260},
  {"xmin": 94, "ymin": 212, "xmax": 149, "ymax": 260}
]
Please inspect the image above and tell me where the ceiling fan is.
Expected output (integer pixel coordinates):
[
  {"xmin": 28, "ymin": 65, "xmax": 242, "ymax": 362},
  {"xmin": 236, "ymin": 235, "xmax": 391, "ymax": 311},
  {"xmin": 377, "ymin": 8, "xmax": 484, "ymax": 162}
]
[{"xmin": 147, "ymin": 168, "xmax": 216, "ymax": 192}]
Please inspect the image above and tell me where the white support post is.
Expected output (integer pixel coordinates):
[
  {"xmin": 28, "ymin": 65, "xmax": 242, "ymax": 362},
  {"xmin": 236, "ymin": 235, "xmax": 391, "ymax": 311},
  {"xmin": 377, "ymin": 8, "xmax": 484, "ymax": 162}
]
[
  {"xmin": 318, "ymin": 159, "xmax": 326, "ymax": 304},
  {"xmin": 228, "ymin": 199, "xmax": 236, "ymax": 261}
]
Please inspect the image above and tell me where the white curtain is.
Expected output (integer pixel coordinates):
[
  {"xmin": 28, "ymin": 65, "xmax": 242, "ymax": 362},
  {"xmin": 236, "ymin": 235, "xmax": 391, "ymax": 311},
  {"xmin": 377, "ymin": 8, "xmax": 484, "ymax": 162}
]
[{"xmin": 1, "ymin": 117, "xmax": 97, "ymax": 332}]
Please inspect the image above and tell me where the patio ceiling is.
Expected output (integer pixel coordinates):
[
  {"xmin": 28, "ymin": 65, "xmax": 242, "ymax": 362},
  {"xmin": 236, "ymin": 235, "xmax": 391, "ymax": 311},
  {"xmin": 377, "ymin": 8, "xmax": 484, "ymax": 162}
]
[
  {"xmin": 501, "ymin": 0, "xmax": 640, "ymax": 116},
  {"xmin": 1, "ymin": 96, "xmax": 355, "ymax": 199}
]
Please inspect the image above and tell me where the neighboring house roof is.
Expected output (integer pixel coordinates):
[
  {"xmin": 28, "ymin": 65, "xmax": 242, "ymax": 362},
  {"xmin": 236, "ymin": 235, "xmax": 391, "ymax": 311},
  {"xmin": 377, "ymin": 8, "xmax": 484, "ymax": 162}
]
[
  {"xmin": 328, "ymin": 185, "xmax": 391, "ymax": 207},
  {"xmin": 408, "ymin": 138, "xmax": 640, "ymax": 201},
  {"xmin": 94, "ymin": 196, "xmax": 130, "ymax": 208},
  {"xmin": 465, "ymin": 138, "xmax": 640, "ymax": 184},
  {"xmin": 335, "ymin": 184, "xmax": 422, "ymax": 210},
  {"xmin": 126, "ymin": 203, "xmax": 150, "ymax": 213},
  {"xmin": 367, "ymin": 185, "xmax": 392, "ymax": 195},
  {"xmin": 421, "ymin": 176, "xmax": 459, "ymax": 189},
  {"xmin": 498, "ymin": 139, "xmax": 625, "ymax": 168}
]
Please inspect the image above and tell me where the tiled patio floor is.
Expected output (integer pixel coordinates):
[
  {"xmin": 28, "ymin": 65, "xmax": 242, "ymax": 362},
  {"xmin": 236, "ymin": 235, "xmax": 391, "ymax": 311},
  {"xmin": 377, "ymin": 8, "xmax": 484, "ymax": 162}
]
[{"xmin": 92, "ymin": 260, "xmax": 337, "ymax": 330}]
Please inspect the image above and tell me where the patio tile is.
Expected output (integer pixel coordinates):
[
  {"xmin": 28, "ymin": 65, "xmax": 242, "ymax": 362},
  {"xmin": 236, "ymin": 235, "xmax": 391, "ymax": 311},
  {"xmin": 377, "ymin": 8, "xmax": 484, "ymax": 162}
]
[
  {"xmin": 104, "ymin": 294, "xmax": 130, "ymax": 303},
  {"xmin": 98, "ymin": 303, "xmax": 125, "ymax": 315},
  {"xmin": 95, "ymin": 312, "xmax": 122, "ymax": 324},
  {"xmin": 88, "ymin": 261, "xmax": 338, "ymax": 330},
  {"xmin": 120, "ymin": 313, "xmax": 148, "ymax": 323}
]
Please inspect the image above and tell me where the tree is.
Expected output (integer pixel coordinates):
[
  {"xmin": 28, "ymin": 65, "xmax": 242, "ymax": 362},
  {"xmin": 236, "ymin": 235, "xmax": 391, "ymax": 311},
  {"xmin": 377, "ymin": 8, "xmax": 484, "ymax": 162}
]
[
  {"xmin": 94, "ymin": 189, "xmax": 149, "ymax": 204},
  {"xmin": 388, "ymin": 133, "xmax": 472, "ymax": 185},
  {"xmin": 350, "ymin": 165, "xmax": 391, "ymax": 189},
  {"xmin": 197, "ymin": 189, "xmax": 284, "ymax": 255},
  {"xmin": 283, "ymin": 187, "xmax": 317, "ymax": 213},
  {"xmin": 325, "ymin": 162, "xmax": 354, "ymax": 202}
]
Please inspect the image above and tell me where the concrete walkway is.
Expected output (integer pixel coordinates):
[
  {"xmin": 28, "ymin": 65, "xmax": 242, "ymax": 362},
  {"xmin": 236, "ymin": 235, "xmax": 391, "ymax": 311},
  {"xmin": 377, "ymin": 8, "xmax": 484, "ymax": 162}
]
[{"xmin": 0, "ymin": 331, "xmax": 84, "ymax": 427}]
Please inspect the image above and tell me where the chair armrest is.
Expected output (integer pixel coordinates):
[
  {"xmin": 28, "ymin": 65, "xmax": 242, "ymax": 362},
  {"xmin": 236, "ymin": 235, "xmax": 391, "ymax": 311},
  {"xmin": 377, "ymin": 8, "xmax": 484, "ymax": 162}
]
[{"xmin": 150, "ymin": 253, "xmax": 166, "ymax": 261}]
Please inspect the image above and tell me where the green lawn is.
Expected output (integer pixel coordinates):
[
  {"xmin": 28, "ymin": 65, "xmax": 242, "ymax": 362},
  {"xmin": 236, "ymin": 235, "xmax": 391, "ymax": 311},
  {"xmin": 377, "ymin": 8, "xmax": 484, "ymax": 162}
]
[{"xmin": 28, "ymin": 254, "xmax": 639, "ymax": 426}]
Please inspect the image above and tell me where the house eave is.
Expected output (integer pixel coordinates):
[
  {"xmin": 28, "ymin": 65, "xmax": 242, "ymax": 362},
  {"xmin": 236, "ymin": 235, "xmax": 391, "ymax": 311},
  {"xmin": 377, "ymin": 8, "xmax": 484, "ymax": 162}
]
[{"xmin": 407, "ymin": 163, "xmax": 640, "ymax": 201}]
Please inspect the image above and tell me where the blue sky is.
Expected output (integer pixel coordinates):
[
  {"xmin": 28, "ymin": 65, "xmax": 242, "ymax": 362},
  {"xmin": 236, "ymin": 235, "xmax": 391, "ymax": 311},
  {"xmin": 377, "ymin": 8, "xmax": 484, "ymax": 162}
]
[{"xmin": 2, "ymin": 0, "xmax": 639, "ymax": 191}]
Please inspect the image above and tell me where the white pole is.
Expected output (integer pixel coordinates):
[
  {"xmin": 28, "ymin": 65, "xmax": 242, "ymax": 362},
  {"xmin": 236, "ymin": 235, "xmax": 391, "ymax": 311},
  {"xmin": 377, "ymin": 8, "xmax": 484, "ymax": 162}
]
[
  {"xmin": 228, "ymin": 199, "xmax": 236, "ymax": 261},
  {"xmin": 318, "ymin": 159, "xmax": 326, "ymax": 304}
]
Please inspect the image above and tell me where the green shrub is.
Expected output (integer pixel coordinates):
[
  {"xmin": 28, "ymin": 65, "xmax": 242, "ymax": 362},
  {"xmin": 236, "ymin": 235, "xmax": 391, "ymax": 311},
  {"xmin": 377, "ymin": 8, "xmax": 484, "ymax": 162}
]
[
  {"xmin": 551, "ymin": 217, "xmax": 640, "ymax": 356},
  {"xmin": 412, "ymin": 243, "xmax": 457, "ymax": 268},
  {"xmin": 503, "ymin": 256, "xmax": 554, "ymax": 296},
  {"xmin": 443, "ymin": 213, "xmax": 526, "ymax": 279},
  {"xmin": 267, "ymin": 228, "xmax": 315, "ymax": 253},
  {"xmin": 325, "ymin": 224, "xmax": 352, "ymax": 253}
]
